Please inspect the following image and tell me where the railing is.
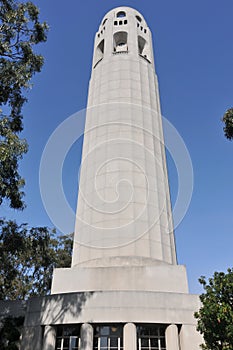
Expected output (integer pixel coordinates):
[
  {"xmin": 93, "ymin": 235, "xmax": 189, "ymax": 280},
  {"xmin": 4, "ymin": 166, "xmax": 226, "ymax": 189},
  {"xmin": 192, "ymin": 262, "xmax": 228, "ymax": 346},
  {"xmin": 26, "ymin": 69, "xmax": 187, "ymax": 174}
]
[
  {"xmin": 112, "ymin": 50, "xmax": 128, "ymax": 55},
  {"xmin": 93, "ymin": 58, "xmax": 103, "ymax": 69},
  {"xmin": 139, "ymin": 54, "xmax": 151, "ymax": 63}
]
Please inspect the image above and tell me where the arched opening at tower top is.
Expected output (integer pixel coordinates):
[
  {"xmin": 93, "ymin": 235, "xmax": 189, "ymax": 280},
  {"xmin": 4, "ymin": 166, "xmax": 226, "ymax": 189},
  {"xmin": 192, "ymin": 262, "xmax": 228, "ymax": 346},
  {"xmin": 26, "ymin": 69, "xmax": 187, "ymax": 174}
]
[
  {"xmin": 102, "ymin": 18, "xmax": 108, "ymax": 26},
  {"xmin": 113, "ymin": 31, "xmax": 128, "ymax": 53},
  {"xmin": 117, "ymin": 11, "xmax": 126, "ymax": 18}
]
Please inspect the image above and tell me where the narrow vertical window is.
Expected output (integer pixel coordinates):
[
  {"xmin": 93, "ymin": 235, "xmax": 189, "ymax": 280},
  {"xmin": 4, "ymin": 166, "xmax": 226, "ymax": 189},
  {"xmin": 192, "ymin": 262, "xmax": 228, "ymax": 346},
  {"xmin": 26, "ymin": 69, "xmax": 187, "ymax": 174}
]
[
  {"xmin": 138, "ymin": 36, "xmax": 151, "ymax": 62},
  {"xmin": 94, "ymin": 39, "xmax": 104, "ymax": 68},
  {"xmin": 97, "ymin": 40, "xmax": 104, "ymax": 55},
  {"xmin": 136, "ymin": 15, "xmax": 142, "ymax": 22}
]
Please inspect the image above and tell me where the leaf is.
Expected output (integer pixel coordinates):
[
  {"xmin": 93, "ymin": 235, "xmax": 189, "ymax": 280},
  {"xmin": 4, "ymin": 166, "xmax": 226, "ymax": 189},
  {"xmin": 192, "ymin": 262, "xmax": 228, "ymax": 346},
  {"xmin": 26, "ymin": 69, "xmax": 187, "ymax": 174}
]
[
  {"xmin": 0, "ymin": 0, "xmax": 48, "ymax": 209},
  {"xmin": 195, "ymin": 268, "xmax": 233, "ymax": 350},
  {"xmin": 222, "ymin": 108, "xmax": 233, "ymax": 141}
]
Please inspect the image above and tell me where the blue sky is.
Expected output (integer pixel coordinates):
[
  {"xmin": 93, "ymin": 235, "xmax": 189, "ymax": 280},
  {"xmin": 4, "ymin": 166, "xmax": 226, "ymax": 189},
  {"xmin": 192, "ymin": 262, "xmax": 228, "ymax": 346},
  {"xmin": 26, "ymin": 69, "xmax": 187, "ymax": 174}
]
[{"xmin": 2, "ymin": 0, "xmax": 233, "ymax": 294}]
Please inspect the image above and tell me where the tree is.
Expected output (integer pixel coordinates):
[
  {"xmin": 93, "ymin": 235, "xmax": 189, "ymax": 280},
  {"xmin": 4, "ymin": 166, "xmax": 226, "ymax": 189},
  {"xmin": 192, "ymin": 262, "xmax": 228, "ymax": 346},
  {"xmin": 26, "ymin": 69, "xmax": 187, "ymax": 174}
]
[
  {"xmin": 222, "ymin": 108, "xmax": 233, "ymax": 141},
  {"xmin": 0, "ymin": 316, "xmax": 24, "ymax": 350},
  {"xmin": 0, "ymin": 219, "xmax": 73, "ymax": 300},
  {"xmin": 0, "ymin": 0, "xmax": 48, "ymax": 209},
  {"xmin": 194, "ymin": 268, "xmax": 233, "ymax": 350}
]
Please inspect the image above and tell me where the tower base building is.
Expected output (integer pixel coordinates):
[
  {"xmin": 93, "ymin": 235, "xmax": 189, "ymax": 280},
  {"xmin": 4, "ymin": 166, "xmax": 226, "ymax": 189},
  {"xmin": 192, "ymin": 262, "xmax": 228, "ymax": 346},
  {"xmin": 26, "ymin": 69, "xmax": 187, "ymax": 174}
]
[{"xmin": 0, "ymin": 7, "xmax": 203, "ymax": 350}]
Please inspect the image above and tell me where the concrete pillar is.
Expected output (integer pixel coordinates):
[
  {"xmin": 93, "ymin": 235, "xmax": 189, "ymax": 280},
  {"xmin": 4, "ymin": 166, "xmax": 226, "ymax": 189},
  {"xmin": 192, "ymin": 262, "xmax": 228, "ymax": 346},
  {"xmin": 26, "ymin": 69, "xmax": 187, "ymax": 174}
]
[
  {"xmin": 42, "ymin": 325, "xmax": 56, "ymax": 350},
  {"xmin": 165, "ymin": 324, "xmax": 180, "ymax": 350},
  {"xmin": 124, "ymin": 323, "xmax": 137, "ymax": 350},
  {"xmin": 179, "ymin": 324, "xmax": 203, "ymax": 350},
  {"xmin": 80, "ymin": 323, "xmax": 93, "ymax": 350}
]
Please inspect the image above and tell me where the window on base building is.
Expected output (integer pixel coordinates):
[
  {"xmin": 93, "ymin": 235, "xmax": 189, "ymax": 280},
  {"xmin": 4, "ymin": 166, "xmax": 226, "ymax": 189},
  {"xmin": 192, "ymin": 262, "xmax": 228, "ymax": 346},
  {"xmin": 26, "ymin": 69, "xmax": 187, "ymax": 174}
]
[
  {"xmin": 93, "ymin": 324, "xmax": 123, "ymax": 350},
  {"xmin": 55, "ymin": 325, "xmax": 81, "ymax": 350},
  {"xmin": 137, "ymin": 325, "xmax": 166, "ymax": 350}
]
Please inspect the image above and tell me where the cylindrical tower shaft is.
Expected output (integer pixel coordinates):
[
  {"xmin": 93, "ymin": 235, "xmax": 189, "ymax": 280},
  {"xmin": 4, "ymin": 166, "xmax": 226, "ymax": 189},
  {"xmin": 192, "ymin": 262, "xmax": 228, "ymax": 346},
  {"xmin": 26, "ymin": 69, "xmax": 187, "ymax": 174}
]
[{"xmin": 72, "ymin": 7, "xmax": 177, "ymax": 268}]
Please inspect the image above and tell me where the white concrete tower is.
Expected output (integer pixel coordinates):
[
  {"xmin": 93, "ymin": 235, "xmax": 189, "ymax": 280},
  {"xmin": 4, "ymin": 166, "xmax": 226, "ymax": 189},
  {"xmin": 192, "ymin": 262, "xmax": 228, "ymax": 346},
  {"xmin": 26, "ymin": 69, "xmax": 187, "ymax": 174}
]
[
  {"xmin": 71, "ymin": 6, "xmax": 177, "ymax": 268},
  {"xmin": 52, "ymin": 6, "xmax": 190, "ymax": 295},
  {"xmin": 49, "ymin": 8, "xmax": 203, "ymax": 350}
]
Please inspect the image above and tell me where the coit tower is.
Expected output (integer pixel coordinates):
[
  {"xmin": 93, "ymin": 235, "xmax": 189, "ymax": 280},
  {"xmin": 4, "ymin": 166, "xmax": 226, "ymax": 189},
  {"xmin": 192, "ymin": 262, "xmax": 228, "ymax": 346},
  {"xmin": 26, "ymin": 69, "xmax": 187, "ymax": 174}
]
[{"xmin": 50, "ymin": 7, "xmax": 202, "ymax": 350}]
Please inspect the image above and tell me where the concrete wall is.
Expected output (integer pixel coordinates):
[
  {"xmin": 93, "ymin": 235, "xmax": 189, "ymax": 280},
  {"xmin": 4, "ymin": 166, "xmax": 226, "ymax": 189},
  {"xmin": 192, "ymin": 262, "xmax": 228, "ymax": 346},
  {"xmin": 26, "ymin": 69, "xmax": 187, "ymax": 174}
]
[
  {"xmin": 51, "ymin": 264, "xmax": 189, "ymax": 294},
  {"xmin": 19, "ymin": 290, "xmax": 202, "ymax": 349},
  {"xmin": 23, "ymin": 291, "xmax": 200, "ymax": 326}
]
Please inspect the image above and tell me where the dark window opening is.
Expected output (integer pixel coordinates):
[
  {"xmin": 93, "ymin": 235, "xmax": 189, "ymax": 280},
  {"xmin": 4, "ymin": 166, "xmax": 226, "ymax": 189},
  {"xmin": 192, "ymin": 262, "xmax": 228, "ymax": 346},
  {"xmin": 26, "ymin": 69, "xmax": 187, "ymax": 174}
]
[
  {"xmin": 94, "ymin": 325, "xmax": 123, "ymax": 350},
  {"xmin": 55, "ymin": 325, "xmax": 80, "ymax": 350},
  {"xmin": 137, "ymin": 23, "xmax": 140, "ymax": 28},
  {"xmin": 117, "ymin": 11, "xmax": 126, "ymax": 18},
  {"xmin": 124, "ymin": 20, "xmax": 127, "ymax": 25},
  {"xmin": 97, "ymin": 39, "xmax": 104, "ymax": 54},
  {"xmin": 114, "ymin": 21, "xmax": 118, "ymax": 25},
  {"xmin": 138, "ymin": 35, "xmax": 151, "ymax": 63},
  {"xmin": 113, "ymin": 31, "xmax": 128, "ymax": 53},
  {"xmin": 138, "ymin": 36, "xmax": 146, "ymax": 55},
  {"xmin": 141, "ymin": 26, "xmax": 143, "ymax": 31},
  {"xmin": 119, "ymin": 20, "xmax": 123, "ymax": 25},
  {"xmin": 144, "ymin": 29, "xmax": 147, "ymax": 34},
  {"xmin": 102, "ymin": 18, "xmax": 108, "ymax": 26},
  {"xmin": 137, "ymin": 325, "xmax": 166, "ymax": 350},
  {"xmin": 94, "ymin": 39, "xmax": 104, "ymax": 68},
  {"xmin": 136, "ymin": 15, "xmax": 142, "ymax": 22}
]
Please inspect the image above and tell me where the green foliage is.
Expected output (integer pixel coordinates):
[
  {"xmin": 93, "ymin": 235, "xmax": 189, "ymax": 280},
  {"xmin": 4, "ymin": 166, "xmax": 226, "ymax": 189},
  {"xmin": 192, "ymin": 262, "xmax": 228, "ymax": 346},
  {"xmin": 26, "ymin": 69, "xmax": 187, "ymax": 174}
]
[
  {"xmin": 222, "ymin": 108, "xmax": 233, "ymax": 141},
  {"xmin": 0, "ymin": 219, "xmax": 73, "ymax": 300},
  {"xmin": 0, "ymin": 0, "xmax": 48, "ymax": 209},
  {"xmin": 0, "ymin": 316, "xmax": 24, "ymax": 350},
  {"xmin": 194, "ymin": 268, "xmax": 233, "ymax": 350},
  {"xmin": 0, "ymin": 117, "xmax": 28, "ymax": 209}
]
